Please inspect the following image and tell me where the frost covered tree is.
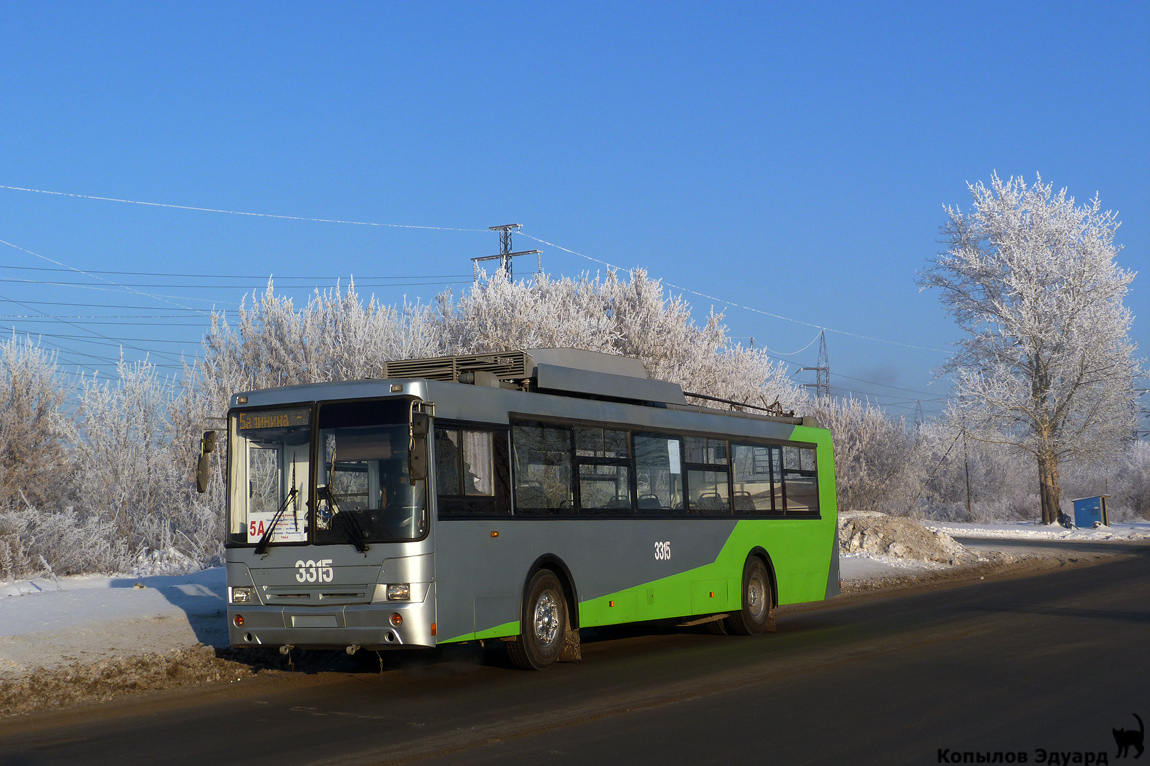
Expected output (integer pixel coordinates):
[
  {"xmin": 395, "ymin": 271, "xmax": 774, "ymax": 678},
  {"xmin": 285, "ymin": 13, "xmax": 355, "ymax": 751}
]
[
  {"xmin": 920, "ymin": 174, "xmax": 1142, "ymax": 524},
  {"xmin": 187, "ymin": 268, "xmax": 804, "ymax": 419},
  {"xmin": 440, "ymin": 269, "xmax": 804, "ymax": 412},
  {"xmin": 0, "ymin": 334, "xmax": 73, "ymax": 509}
]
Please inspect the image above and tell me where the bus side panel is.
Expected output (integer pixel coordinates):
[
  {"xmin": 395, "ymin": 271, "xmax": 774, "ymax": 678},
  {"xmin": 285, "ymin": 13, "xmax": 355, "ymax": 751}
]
[
  {"xmin": 434, "ymin": 514, "xmax": 836, "ymax": 642},
  {"xmin": 435, "ymin": 518, "xmax": 739, "ymax": 642},
  {"xmin": 434, "ymin": 424, "xmax": 838, "ymax": 642},
  {"xmin": 575, "ymin": 515, "xmax": 836, "ymax": 625}
]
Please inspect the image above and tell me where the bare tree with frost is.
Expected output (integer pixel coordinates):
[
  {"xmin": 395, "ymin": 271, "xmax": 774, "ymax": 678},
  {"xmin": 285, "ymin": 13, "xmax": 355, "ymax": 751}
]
[{"xmin": 920, "ymin": 174, "xmax": 1142, "ymax": 524}]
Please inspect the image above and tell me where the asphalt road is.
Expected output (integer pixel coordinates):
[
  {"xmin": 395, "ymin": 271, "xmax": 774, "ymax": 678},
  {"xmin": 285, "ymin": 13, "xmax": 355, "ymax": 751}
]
[{"xmin": 2, "ymin": 547, "xmax": 1148, "ymax": 766}]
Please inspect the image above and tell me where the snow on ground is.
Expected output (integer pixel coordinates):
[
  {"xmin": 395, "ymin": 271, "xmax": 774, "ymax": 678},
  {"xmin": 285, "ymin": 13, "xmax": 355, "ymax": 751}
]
[
  {"xmin": 839, "ymin": 554, "xmax": 949, "ymax": 581},
  {"xmin": 0, "ymin": 568, "xmax": 227, "ymax": 678},
  {"xmin": 837, "ymin": 511, "xmax": 974, "ymax": 581},
  {"xmin": 837, "ymin": 512, "xmax": 1150, "ymax": 582},
  {"xmin": 923, "ymin": 519, "xmax": 1150, "ymax": 542}
]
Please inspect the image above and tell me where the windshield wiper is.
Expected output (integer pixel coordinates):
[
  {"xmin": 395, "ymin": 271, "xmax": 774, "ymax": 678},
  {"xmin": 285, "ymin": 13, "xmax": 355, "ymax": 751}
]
[
  {"xmin": 254, "ymin": 485, "xmax": 299, "ymax": 556},
  {"xmin": 319, "ymin": 485, "xmax": 369, "ymax": 553}
]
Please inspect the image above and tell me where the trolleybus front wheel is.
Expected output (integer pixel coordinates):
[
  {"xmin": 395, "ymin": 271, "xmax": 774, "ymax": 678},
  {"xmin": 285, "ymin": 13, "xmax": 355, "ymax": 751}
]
[
  {"xmin": 507, "ymin": 569, "xmax": 568, "ymax": 670},
  {"xmin": 725, "ymin": 556, "xmax": 772, "ymax": 635}
]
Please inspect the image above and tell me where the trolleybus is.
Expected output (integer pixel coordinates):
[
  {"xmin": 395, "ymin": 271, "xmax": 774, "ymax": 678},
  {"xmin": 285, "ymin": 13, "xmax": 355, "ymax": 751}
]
[{"xmin": 213, "ymin": 348, "xmax": 839, "ymax": 670}]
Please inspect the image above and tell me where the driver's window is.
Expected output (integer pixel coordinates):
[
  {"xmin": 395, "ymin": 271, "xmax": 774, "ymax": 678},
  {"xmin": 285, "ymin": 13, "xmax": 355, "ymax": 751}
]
[{"xmin": 315, "ymin": 399, "xmax": 428, "ymax": 543}]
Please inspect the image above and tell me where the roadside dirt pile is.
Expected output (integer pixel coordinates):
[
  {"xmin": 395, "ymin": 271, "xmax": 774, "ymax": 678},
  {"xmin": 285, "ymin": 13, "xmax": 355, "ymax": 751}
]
[
  {"xmin": 839, "ymin": 511, "xmax": 971, "ymax": 565},
  {"xmin": 0, "ymin": 644, "xmax": 254, "ymax": 716}
]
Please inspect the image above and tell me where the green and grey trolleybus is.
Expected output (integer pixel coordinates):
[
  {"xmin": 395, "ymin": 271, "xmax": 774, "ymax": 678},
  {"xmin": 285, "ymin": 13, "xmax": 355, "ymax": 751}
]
[{"xmin": 218, "ymin": 348, "xmax": 839, "ymax": 669}]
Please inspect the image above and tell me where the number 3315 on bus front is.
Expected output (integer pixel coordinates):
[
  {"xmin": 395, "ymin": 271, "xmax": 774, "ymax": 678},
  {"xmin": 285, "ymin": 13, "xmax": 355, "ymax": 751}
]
[
  {"xmin": 654, "ymin": 541, "xmax": 671, "ymax": 560},
  {"xmin": 295, "ymin": 559, "xmax": 334, "ymax": 583}
]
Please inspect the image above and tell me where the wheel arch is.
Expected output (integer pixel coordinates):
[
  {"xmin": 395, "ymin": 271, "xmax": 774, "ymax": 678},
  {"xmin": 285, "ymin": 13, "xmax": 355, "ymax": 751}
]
[
  {"xmin": 524, "ymin": 553, "xmax": 580, "ymax": 630},
  {"xmin": 746, "ymin": 546, "xmax": 779, "ymax": 608}
]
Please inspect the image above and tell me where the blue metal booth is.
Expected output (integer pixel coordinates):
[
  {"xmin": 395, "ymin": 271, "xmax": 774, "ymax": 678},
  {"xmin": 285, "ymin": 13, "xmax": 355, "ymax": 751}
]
[{"xmin": 1072, "ymin": 496, "xmax": 1109, "ymax": 528}]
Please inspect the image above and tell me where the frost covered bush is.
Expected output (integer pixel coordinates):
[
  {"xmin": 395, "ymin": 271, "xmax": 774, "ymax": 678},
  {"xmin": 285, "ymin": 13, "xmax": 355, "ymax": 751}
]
[
  {"xmin": 910, "ymin": 422, "xmax": 1038, "ymax": 522},
  {"xmin": 73, "ymin": 358, "xmax": 221, "ymax": 567},
  {"xmin": 0, "ymin": 335, "xmax": 73, "ymax": 510},
  {"xmin": 1061, "ymin": 443, "xmax": 1150, "ymax": 521},
  {"xmin": 187, "ymin": 269, "xmax": 803, "ymax": 415},
  {"xmin": 2, "ymin": 261, "xmax": 1144, "ymax": 580},
  {"xmin": 437, "ymin": 270, "xmax": 803, "ymax": 411},
  {"xmin": 808, "ymin": 397, "xmax": 917, "ymax": 514},
  {"xmin": 0, "ymin": 506, "xmax": 129, "ymax": 580},
  {"xmin": 74, "ymin": 359, "xmax": 182, "ymax": 546}
]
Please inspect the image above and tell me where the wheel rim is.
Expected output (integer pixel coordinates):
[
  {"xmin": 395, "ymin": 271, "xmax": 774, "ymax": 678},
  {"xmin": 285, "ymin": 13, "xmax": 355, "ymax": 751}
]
[
  {"xmin": 747, "ymin": 574, "xmax": 766, "ymax": 621},
  {"xmin": 534, "ymin": 592, "xmax": 560, "ymax": 644}
]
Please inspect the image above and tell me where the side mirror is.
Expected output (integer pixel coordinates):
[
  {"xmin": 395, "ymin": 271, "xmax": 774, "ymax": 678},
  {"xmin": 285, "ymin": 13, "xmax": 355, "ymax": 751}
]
[
  {"xmin": 409, "ymin": 413, "xmax": 430, "ymax": 483},
  {"xmin": 196, "ymin": 430, "xmax": 217, "ymax": 494}
]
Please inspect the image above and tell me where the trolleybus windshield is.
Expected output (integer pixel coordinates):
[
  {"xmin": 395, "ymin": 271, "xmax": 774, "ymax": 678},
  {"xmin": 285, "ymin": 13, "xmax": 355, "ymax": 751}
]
[{"xmin": 228, "ymin": 400, "xmax": 428, "ymax": 548}]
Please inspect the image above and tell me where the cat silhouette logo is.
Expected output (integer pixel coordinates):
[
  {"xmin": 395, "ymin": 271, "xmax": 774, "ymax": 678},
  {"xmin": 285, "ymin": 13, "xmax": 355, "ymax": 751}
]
[{"xmin": 1114, "ymin": 713, "xmax": 1145, "ymax": 759}]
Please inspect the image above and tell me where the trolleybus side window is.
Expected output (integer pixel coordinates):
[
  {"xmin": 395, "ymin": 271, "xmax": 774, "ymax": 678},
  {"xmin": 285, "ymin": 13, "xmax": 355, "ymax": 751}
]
[
  {"xmin": 732, "ymin": 443, "xmax": 778, "ymax": 514},
  {"xmin": 436, "ymin": 425, "xmax": 510, "ymax": 517},
  {"xmin": 684, "ymin": 436, "xmax": 731, "ymax": 514},
  {"xmin": 575, "ymin": 426, "xmax": 633, "ymax": 513},
  {"xmin": 782, "ymin": 445, "xmax": 819, "ymax": 514},
  {"xmin": 633, "ymin": 434, "xmax": 686, "ymax": 514},
  {"xmin": 512, "ymin": 422, "xmax": 574, "ymax": 514}
]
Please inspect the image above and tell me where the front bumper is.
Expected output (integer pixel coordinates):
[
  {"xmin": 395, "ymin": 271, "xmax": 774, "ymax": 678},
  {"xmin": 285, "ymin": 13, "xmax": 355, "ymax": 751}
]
[{"xmin": 228, "ymin": 588, "xmax": 437, "ymax": 651}]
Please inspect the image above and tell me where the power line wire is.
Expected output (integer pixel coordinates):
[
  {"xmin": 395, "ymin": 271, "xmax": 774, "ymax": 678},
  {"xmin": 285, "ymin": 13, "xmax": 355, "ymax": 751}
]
[
  {"xmin": 0, "ymin": 264, "xmax": 473, "ymax": 280},
  {"xmin": 0, "ymin": 237, "xmax": 212, "ymax": 315},
  {"xmin": 0, "ymin": 184, "xmax": 490, "ymax": 232},
  {"xmin": 516, "ymin": 231, "xmax": 948, "ymax": 355},
  {"xmin": 4, "ymin": 184, "xmax": 949, "ymax": 355},
  {"xmin": 3, "ymin": 184, "xmax": 963, "ymax": 404},
  {"xmin": 0, "ymin": 276, "xmax": 471, "ymax": 289},
  {"xmin": 0, "ymin": 289, "xmax": 184, "ymax": 365}
]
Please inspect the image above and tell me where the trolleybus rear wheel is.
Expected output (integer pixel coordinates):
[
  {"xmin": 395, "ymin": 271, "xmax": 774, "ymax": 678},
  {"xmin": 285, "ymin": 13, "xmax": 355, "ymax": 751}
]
[
  {"xmin": 725, "ymin": 557, "xmax": 772, "ymax": 635},
  {"xmin": 507, "ymin": 569, "xmax": 568, "ymax": 670}
]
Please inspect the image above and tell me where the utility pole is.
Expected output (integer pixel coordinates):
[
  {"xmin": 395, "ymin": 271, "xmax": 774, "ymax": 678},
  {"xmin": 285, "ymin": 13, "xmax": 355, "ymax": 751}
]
[
  {"xmin": 960, "ymin": 396, "xmax": 972, "ymax": 519},
  {"xmin": 471, "ymin": 224, "xmax": 542, "ymax": 282},
  {"xmin": 800, "ymin": 330, "xmax": 830, "ymax": 399}
]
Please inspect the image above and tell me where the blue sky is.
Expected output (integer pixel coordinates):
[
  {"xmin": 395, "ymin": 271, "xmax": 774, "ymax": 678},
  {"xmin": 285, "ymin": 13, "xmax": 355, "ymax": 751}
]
[{"xmin": 1, "ymin": 1, "xmax": 1146, "ymax": 421}]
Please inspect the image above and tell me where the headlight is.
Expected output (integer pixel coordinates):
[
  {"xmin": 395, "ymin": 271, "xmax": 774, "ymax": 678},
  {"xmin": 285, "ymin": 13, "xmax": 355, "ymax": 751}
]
[
  {"xmin": 230, "ymin": 586, "xmax": 255, "ymax": 604},
  {"xmin": 386, "ymin": 584, "xmax": 411, "ymax": 601}
]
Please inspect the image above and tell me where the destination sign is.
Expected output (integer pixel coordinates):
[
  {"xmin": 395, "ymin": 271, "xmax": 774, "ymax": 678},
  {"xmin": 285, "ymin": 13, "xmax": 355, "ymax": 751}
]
[{"xmin": 237, "ymin": 408, "xmax": 311, "ymax": 431}]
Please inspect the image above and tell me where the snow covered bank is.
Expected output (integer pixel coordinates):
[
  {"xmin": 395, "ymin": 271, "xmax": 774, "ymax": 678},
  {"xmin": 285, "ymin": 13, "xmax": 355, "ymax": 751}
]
[
  {"xmin": 923, "ymin": 519, "xmax": 1150, "ymax": 542},
  {"xmin": 0, "ymin": 568, "xmax": 226, "ymax": 679},
  {"xmin": 837, "ymin": 511, "xmax": 984, "ymax": 582},
  {"xmin": 838, "ymin": 512, "xmax": 1150, "ymax": 585}
]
